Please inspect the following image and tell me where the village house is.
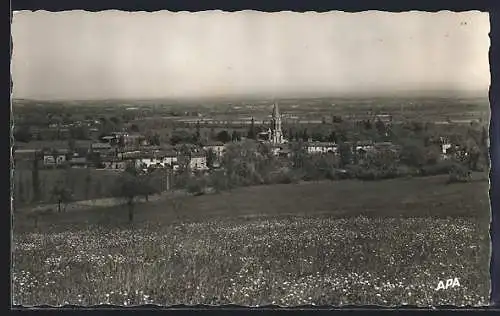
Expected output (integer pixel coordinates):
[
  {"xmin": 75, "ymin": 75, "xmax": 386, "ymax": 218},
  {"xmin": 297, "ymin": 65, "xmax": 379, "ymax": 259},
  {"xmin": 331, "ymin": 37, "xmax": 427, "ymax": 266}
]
[
  {"xmin": 159, "ymin": 152, "xmax": 178, "ymax": 167},
  {"xmin": 134, "ymin": 151, "xmax": 178, "ymax": 170},
  {"xmin": 373, "ymin": 141, "xmax": 396, "ymax": 151},
  {"xmin": 68, "ymin": 156, "xmax": 88, "ymax": 168},
  {"xmin": 102, "ymin": 158, "xmax": 128, "ymax": 171},
  {"xmin": 118, "ymin": 150, "xmax": 142, "ymax": 160},
  {"xmin": 306, "ymin": 142, "xmax": 337, "ymax": 155},
  {"xmin": 440, "ymin": 137, "xmax": 453, "ymax": 157},
  {"xmin": 189, "ymin": 153, "xmax": 208, "ymax": 171},
  {"xmin": 42, "ymin": 149, "xmax": 69, "ymax": 168},
  {"xmin": 375, "ymin": 114, "xmax": 393, "ymax": 124},
  {"xmin": 203, "ymin": 142, "xmax": 226, "ymax": 157},
  {"xmin": 355, "ymin": 141, "xmax": 375, "ymax": 152}
]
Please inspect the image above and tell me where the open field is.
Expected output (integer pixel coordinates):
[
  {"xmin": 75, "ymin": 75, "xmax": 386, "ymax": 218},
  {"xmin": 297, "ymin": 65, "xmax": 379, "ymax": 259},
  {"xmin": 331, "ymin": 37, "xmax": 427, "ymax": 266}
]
[
  {"xmin": 12, "ymin": 174, "xmax": 490, "ymax": 306},
  {"xmin": 13, "ymin": 168, "xmax": 121, "ymax": 207}
]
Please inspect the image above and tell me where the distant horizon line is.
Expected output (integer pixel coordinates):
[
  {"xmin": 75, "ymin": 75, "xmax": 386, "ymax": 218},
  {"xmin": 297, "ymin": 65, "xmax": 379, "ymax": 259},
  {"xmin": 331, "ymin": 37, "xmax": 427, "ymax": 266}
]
[{"xmin": 11, "ymin": 88, "xmax": 489, "ymax": 103}]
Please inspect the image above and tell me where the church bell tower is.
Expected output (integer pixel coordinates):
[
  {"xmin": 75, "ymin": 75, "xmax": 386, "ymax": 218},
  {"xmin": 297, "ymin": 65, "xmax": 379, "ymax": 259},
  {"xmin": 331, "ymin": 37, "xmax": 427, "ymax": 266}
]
[{"xmin": 271, "ymin": 102, "xmax": 283, "ymax": 144}]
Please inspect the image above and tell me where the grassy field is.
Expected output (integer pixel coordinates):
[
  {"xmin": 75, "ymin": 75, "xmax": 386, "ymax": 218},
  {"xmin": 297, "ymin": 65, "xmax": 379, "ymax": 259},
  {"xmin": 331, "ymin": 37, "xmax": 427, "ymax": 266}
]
[
  {"xmin": 13, "ymin": 168, "xmax": 121, "ymax": 208},
  {"xmin": 12, "ymin": 174, "xmax": 491, "ymax": 306}
]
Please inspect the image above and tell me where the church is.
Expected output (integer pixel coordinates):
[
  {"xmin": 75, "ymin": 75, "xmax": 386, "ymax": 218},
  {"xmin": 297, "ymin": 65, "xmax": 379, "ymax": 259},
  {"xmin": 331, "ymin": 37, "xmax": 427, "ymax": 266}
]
[{"xmin": 258, "ymin": 102, "xmax": 286, "ymax": 145}]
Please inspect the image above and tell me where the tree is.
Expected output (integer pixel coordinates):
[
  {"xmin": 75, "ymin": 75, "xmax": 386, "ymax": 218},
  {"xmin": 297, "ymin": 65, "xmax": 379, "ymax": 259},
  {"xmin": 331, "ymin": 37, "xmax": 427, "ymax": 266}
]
[
  {"xmin": 375, "ymin": 119, "xmax": 385, "ymax": 135},
  {"xmin": 481, "ymin": 126, "xmax": 489, "ymax": 168},
  {"xmin": 247, "ymin": 117, "xmax": 256, "ymax": 140},
  {"xmin": 209, "ymin": 169, "xmax": 230, "ymax": 192},
  {"xmin": 51, "ymin": 180, "xmax": 73, "ymax": 213},
  {"xmin": 152, "ymin": 133, "xmax": 161, "ymax": 146},
  {"xmin": 112, "ymin": 167, "xmax": 143, "ymax": 223},
  {"xmin": 222, "ymin": 140, "xmax": 262, "ymax": 186},
  {"xmin": 302, "ymin": 129, "xmax": 309, "ymax": 141},
  {"xmin": 138, "ymin": 171, "xmax": 159, "ymax": 202},
  {"xmin": 363, "ymin": 120, "xmax": 372, "ymax": 130},
  {"xmin": 17, "ymin": 179, "xmax": 25, "ymax": 205},
  {"xmin": 399, "ymin": 141, "xmax": 427, "ymax": 170},
  {"xmin": 481, "ymin": 126, "xmax": 488, "ymax": 148},
  {"xmin": 338, "ymin": 142, "xmax": 353, "ymax": 168},
  {"xmin": 424, "ymin": 145, "xmax": 441, "ymax": 166},
  {"xmin": 231, "ymin": 130, "xmax": 241, "ymax": 142},
  {"xmin": 186, "ymin": 176, "xmax": 207, "ymax": 196},
  {"xmin": 206, "ymin": 148, "xmax": 217, "ymax": 169},
  {"xmin": 84, "ymin": 169, "xmax": 92, "ymax": 199},
  {"xmin": 290, "ymin": 141, "xmax": 308, "ymax": 169},
  {"xmin": 130, "ymin": 124, "xmax": 140, "ymax": 133},
  {"xmin": 311, "ymin": 132, "xmax": 324, "ymax": 142},
  {"xmin": 31, "ymin": 154, "xmax": 41, "ymax": 203},
  {"xmin": 118, "ymin": 135, "xmax": 126, "ymax": 149},
  {"xmin": 67, "ymin": 138, "xmax": 76, "ymax": 152},
  {"xmin": 109, "ymin": 116, "xmax": 121, "ymax": 125},
  {"xmin": 209, "ymin": 128, "xmax": 217, "ymax": 141},
  {"xmin": 70, "ymin": 126, "xmax": 89, "ymax": 140},
  {"xmin": 170, "ymin": 130, "xmax": 193, "ymax": 145},
  {"xmin": 216, "ymin": 130, "xmax": 231, "ymax": 143},
  {"xmin": 327, "ymin": 131, "xmax": 337, "ymax": 143},
  {"xmin": 448, "ymin": 163, "xmax": 471, "ymax": 183},
  {"xmin": 14, "ymin": 126, "xmax": 32, "ymax": 143}
]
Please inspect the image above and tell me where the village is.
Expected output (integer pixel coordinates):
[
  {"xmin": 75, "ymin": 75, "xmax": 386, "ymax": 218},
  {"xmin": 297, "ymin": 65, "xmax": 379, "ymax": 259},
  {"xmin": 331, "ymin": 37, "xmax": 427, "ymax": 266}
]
[{"xmin": 14, "ymin": 102, "xmax": 464, "ymax": 178}]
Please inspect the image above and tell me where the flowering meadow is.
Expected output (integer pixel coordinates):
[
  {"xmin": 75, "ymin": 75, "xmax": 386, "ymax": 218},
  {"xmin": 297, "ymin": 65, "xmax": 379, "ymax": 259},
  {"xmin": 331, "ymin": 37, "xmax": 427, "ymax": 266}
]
[
  {"xmin": 12, "ymin": 175, "xmax": 491, "ymax": 307},
  {"xmin": 13, "ymin": 215, "xmax": 489, "ymax": 307}
]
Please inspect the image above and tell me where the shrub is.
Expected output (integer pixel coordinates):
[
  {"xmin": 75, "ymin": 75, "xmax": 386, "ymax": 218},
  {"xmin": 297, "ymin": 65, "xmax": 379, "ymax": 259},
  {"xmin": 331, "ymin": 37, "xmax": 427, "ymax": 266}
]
[
  {"xmin": 447, "ymin": 164, "xmax": 471, "ymax": 184},
  {"xmin": 354, "ymin": 167, "xmax": 398, "ymax": 181},
  {"xmin": 186, "ymin": 176, "xmax": 207, "ymax": 196},
  {"xmin": 395, "ymin": 165, "xmax": 418, "ymax": 178},
  {"xmin": 209, "ymin": 170, "xmax": 231, "ymax": 192},
  {"xmin": 270, "ymin": 168, "xmax": 302, "ymax": 185},
  {"xmin": 421, "ymin": 160, "xmax": 458, "ymax": 176}
]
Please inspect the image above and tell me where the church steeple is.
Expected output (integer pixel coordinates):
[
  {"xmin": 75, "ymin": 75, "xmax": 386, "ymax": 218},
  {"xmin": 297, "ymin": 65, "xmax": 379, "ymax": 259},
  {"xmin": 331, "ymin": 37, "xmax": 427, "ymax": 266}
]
[
  {"xmin": 271, "ymin": 102, "xmax": 283, "ymax": 144},
  {"xmin": 272, "ymin": 102, "xmax": 280, "ymax": 119}
]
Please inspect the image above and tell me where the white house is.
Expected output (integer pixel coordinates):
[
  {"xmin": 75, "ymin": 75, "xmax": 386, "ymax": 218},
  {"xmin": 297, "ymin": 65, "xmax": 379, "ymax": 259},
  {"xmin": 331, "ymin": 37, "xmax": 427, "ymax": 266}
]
[
  {"xmin": 189, "ymin": 154, "xmax": 208, "ymax": 171},
  {"xmin": 43, "ymin": 155, "xmax": 56, "ymax": 166},
  {"xmin": 440, "ymin": 137, "xmax": 453, "ymax": 154},
  {"xmin": 42, "ymin": 150, "xmax": 68, "ymax": 167},
  {"xmin": 355, "ymin": 141, "xmax": 375, "ymax": 152},
  {"xmin": 134, "ymin": 152, "xmax": 178, "ymax": 170},
  {"xmin": 102, "ymin": 159, "xmax": 128, "ymax": 171},
  {"xmin": 203, "ymin": 142, "xmax": 226, "ymax": 157},
  {"xmin": 306, "ymin": 142, "xmax": 338, "ymax": 154}
]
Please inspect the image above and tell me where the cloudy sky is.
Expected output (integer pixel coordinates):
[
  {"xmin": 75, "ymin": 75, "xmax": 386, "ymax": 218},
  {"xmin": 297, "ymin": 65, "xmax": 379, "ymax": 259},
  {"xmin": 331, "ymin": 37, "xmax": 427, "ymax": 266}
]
[{"xmin": 11, "ymin": 10, "xmax": 490, "ymax": 100}]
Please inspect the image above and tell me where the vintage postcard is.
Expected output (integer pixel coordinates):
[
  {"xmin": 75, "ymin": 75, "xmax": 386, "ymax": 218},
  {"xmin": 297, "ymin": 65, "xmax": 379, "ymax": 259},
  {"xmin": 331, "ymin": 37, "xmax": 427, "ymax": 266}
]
[{"xmin": 11, "ymin": 10, "xmax": 491, "ymax": 307}]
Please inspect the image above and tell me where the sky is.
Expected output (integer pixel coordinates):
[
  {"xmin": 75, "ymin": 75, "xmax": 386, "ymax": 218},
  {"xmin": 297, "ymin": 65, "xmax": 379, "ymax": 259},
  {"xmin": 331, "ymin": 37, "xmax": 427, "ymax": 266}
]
[{"xmin": 11, "ymin": 10, "xmax": 490, "ymax": 100}]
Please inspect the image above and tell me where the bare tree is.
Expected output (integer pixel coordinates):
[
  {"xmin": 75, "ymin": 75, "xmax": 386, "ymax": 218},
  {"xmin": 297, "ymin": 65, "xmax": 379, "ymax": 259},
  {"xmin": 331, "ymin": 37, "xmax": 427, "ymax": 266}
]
[
  {"xmin": 51, "ymin": 180, "xmax": 73, "ymax": 213},
  {"xmin": 112, "ymin": 167, "xmax": 157, "ymax": 223}
]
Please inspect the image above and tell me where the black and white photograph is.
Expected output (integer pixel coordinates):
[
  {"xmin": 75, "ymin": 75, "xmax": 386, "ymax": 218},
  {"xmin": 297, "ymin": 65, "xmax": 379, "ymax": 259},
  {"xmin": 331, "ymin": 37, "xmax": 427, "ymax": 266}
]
[{"xmin": 11, "ymin": 10, "xmax": 491, "ymax": 307}]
